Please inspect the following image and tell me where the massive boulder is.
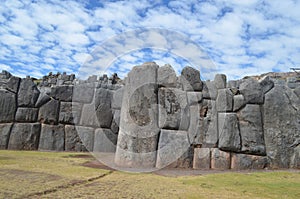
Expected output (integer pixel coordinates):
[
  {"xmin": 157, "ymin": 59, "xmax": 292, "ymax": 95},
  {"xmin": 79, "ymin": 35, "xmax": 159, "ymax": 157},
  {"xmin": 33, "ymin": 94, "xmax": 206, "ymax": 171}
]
[
  {"xmin": 18, "ymin": 78, "xmax": 40, "ymax": 107},
  {"xmin": 38, "ymin": 99, "xmax": 60, "ymax": 124},
  {"xmin": 15, "ymin": 108, "xmax": 38, "ymax": 122},
  {"xmin": 39, "ymin": 124, "xmax": 65, "ymax": 151},
  {"xmin": 95, "ymin": 88, "xmax": 113, "ymax": 128},
  {"xmin": 0, "ymin": 89, "xmax": 16, "ymax": 122},
  {"xmin": 0, "ymin": 123, "xmax": 13, "ymax": 149},
  {"xmin": 239, "ymin": 78, "xmax": 264, "ymax": 104},
  {"xmin": 181, "ymin": 66, "xmax": 202, "ymax": 91},
  {"xmin": 157, "ymin": 64, "xmax": 178, "ymax": 88}
]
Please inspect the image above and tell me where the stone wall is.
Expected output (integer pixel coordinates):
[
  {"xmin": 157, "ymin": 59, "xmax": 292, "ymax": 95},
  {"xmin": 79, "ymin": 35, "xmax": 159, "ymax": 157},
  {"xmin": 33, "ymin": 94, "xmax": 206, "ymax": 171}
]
[{"xmin": 0, "ymin": 63, "xmax": 299, "ymax": 170}]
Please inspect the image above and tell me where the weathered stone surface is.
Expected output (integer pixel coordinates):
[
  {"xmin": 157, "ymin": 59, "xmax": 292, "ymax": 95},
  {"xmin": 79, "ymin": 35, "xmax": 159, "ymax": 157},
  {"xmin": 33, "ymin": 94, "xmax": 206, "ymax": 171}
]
[
  {"xmin": 15, "ymin": 108, "xmax": 38, "ymax": 122},
  {"xmin": 218, "ymin": 113, "xmax": 241, "ymax": 152},
  {"xmin": 239, "ymin": 78, "xmax": 264, "ymax": 104},
  {"xmin": 168, "ymin": 146, "xmax": 194, "ymax": 168},
  {"xmin": 181, "ymin": 66, "xmax": 202, "ymax": 91},
  {"xmin": 6, "ymin": 76, "xmax": 21, "ymax": 93},
  {"xmin": 111, "ymin": 87, "xmax": 124, "ymax": 109},
  {"xmin": 158, "ymin": 88, "xmax": 189, "ymax": 130},
  {"xmin": 216, "ymin": 88, "xmax": 233, "ymax": 112},
  {"xmin": 227, "ymin": 80, "xmax": 238, "ymax": 88},
  {"xmin": 211, "ymin": 148, "xmax": 230, "ymax": 170},
  {"xmin": 95, "ymin": 88, "xmax": 113, "ymax": 128},
  {"xmin": 59, "ymin": 102, "xmax": 82, "ymax": 125},
  {"xmin": 193, "ymin": 148, "xmax": 211, "ymax": 169},
  {"xmin": 287, "ymin": 77, "xmax": 300, "ymax": 89},
  {"xmin": 75, "ymin": 126, "xmax": 95, "ymax": 152},
  {"xmin": 157, "ymin": 64, "xmax": 177, "ymax": 87},
  {"xmin": 73, "ymin": 83, "xmax": 95, "ymax": 103},
  {"xmin": 80, "ymin": 101, "xmax": 100, "ymax": 128},
  {"xmin": 111, "ymin": 109, "xmax": 120, "ymax": 134},
  {"xmin": 38, "ymin": 99, "xmax": 60, "ymax": 124},
  {"xmin": 187, "ymin": 92, "xmax": 202, "ymax": 106},
  {"xmin": 8, "ymin": 123, "xmax": 41, "ymax": 150},
  {"xmin": 290, "ymin": 146, "xmax": 300, "ymax": 169},
  {"xmin": 231, "ymin": 154, "xmax": 268, "ymax": 170},
  {"xmin": 200, "ymin": 100, "xmax": 218, "ymax": 147},
  {"xmin": 39, "ymin": 124, "xmax": 65, "ymax": 151},
  {"xmin": 0, "ymin": 89, "xmax": 16, "ymax": 123},
  {"xmin": 156, "ymin": 130, "xmax": 191, "ymax": 169},
  {"xmin": 0, "ymin": 123, "xmax": 13, "ymax": 149},
  {"xmin": 233, "ymin": 94, "xmax": 245, "ymax": 111},
  {"xmin": 49, "ymin": 85, "xmax": 73, "ymax": 102},
  {"xmin": 264, "ymin": 85, "xmax": 300, "ymax": 168},
  {"xmin": 188, "ymin": 105, "xmax": 201, "ymax": 144},
  {"xmin": 94, "ymin": 128, "xmax": 117, "ymax": 152},
  {"xmin": 214, "ymin": 74, "xmax": 227, "ymax": 89},
  {"xmin": 115, "ymin": 62, "xmax": 160, "ymax": 168},
  {"xmin": 294, "ymin": 86, "xmax": 300, "ymax": 98},
  {"xmin": 202, "ymin": 81, "xmax": 218, "ymax": 100},
  {"xmin": 18, "ymin": 78, "xmax": 40, "ymax": 107},
  {"xmin": 259, "ymin": 76, "xmax": 274, "ymax": 94},
  {"xmin": 35, "ymin": 87, "xmax": 51, "ymax": 108},
  {"xmin": 65, "ymin": 125, "xmax": 91, "ymax": 152},
  {"xmin": 238, "ymin": 104, "xmax": 266, "ymax": 155}
]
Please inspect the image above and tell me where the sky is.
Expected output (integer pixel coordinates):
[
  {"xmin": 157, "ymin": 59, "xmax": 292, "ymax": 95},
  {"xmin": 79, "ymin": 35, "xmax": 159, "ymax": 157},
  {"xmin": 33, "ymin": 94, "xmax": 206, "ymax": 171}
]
[{"xmin": 1, "ymin": 0, "xmax": 300, "ymax": 80}]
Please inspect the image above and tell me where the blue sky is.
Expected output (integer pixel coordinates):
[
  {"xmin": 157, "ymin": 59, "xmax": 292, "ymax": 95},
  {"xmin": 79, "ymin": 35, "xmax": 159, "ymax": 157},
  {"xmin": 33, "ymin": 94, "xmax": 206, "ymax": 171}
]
[{"xmin": 1, "ymin": 0, "xmax": 300, "ymax": 80}]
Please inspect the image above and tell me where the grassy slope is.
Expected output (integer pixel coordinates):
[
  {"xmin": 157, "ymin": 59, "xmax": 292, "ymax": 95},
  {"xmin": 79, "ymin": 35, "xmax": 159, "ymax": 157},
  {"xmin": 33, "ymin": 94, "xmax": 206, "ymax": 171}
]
[{"xmin": 0, "ymin": 150, "xmax": 299, "ymax": 199}]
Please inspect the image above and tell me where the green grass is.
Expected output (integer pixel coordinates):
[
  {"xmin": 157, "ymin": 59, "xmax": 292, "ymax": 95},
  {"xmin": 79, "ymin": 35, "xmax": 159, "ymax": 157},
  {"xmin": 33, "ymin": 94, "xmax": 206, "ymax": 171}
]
[{"xmin": 0, "ymin": 150, "xmax": 299, "ymax": 199}]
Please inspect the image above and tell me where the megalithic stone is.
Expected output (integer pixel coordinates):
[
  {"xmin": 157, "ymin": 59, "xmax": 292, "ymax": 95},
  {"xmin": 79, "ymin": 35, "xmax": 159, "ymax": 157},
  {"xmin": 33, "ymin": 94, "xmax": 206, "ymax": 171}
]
[{"xmin": 115, "ymin": 62, "xmax": 160, "ymax": 168}]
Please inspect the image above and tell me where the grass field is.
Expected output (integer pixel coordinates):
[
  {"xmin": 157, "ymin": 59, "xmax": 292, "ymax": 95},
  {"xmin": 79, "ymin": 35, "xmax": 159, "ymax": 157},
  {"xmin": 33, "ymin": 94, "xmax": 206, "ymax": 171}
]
[{"xmin": 0, "ymin": 150, "xmax": 299, "ymax": 199}]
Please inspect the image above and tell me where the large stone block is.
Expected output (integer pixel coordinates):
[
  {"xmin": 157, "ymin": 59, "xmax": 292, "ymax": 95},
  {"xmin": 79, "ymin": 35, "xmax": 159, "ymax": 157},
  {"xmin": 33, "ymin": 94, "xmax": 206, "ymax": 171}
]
[
  {"xmin": 38, "ymin": 99, "xmax": 60, "ymax": 124},
  {"xmin": 202, "ymin": 81, "xmax": 217, "ymax": 100},
  {"xmin": 0, "ymin": 89, "xmax": 16, "ymax": 123},
  {"xmin": 193, "ymin": 148, "xmax": 211, "ymax": 169},
  {"xmin": 75, "ymin": 126, "xmax": 95, "ymax": 152},
  {"xmin": 0, "ymin": 123, "xmax": 13, "ymax": 149},
  {"xmin": 15, "ymin": 108, "xmax": 38, "ymax": 122},
  {"xmin": 35, "ymin": 87, "xmax": 51, "ymax": 108},
  {"xmin": 49, "ymin": 85, "xmax": 73, "ymax": 102},
  {"xmin": 156, "ymin": 130, "xmax": 191, "ymax": 169},
  {"xmin": 233, "ymin": 94, "xmax": 245, "ymax": 111},
  {"xmin": 8, "ymin": 123, "xmax": 41, "ymax": 150},
  {"xmin": 73, "ymin": 83, "xmax": 95, "ymax": 103},
  {"xmin": 80, "ymin": 100, "xmax": 100, "ymax": 128},
  {"xmin": 181, "ymin": 66, "xmax": 202, "ymax": 91},
  {"xmin": 17, "ymin": 78, "xmax": 40, "ymax": 107},
  {"xmin": 211, "ymin": 148, "xmax": 230, "ymax": 170},
  {"xmin": 5, "ymin": 76, "xmax": 21, "ymax": 93},
  {"xmin": 216, "ymin": 88, "xmax": 233, "ymax": 112},
  {"xmin": 157, "ymin": 64, "xmax": 177, "ymax": 87},
  {"xmin": 65, "ymin": 125, "xmax": 92, "ymax": 152},
  {"xmin": 39, "ymin": 124, "xmax": 65, "ymax": 151},
  {"xmin": 111, "ymin": 87, "xmax": 124, "ymax": 109},
  {"xmin": 218, "ymin": 113, "xmax": 241, "ymax": 152},
  {"xmin": 290, "ymin": 146, "xmax": 300, "ymax": 169},
  {"xmin": 231, "ymin": 153, "xmax": 268, "ymax": 170},
  {"xmin": 188, "ymin": 105, "xmax": 201, "ymax": 144},
  {"xmin": 158, "ymin": 88, "xmax": 189, "ymax": 130},
  {"xmin": 94, "ymin": 128, "xmax": 117, "ymax": 153},
  {"xmin": 59, "ymin": 102, "xmax": 82, "ymax": 125},
  {"xmin": 95, "ymin": 88, "xmax": 113, "ymax": 128},
  {"xmin": 238, "ymin": 104, "xmax": 266, "ymax": 155},
  {"xmin": 187, "ymin": 92, "xmax": 202, "ymax": 106},
  {"xmin": 239, "ymin": 78, "xmax": 264, "ymax": 104},
  {"xmin": 115, "ymin": 62, "xmax": 160, "ymax": 168},
  {"xmin": 264, "ymin": 85, "xmax": 300, "ymax": 168},
  {"xmin": 259, "ymin": 76, "xmax": 274, "ymax": 94},
  {"xmin": 111, "ymin": 109, "xmax": 120, "ymax": 134},
  {"xmin": 214, "ymin": 74, "xmax": 227, "ymax": 89}
]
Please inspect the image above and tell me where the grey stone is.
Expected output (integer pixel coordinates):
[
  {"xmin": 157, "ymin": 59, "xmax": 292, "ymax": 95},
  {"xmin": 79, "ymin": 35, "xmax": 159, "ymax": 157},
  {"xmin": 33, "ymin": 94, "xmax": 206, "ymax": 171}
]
[
  {"xmin": 59, "ymin": 102, "xmax": 82, "ymax": 125},
  {"xmin": 202, "ymin": 81, "xmax": 218, "ymax": 100},
  {"xmin": 233, "ymin": 94, "xmax": 245, "ymax": 111},
  {"xmin": 65, "ymin": 125, "xmax": 91, "ymax": 152},
  {"xmin": 115, "ymin": 62, "xmax": 160, "ymax": 168},
  {"xmin": 157, "ymin": 64, "xmax": 177, "ymax": 87},
  {"xmin": 6, "ymin": 76, "xmax": 21, "ymax": 93},
  {"xmin": 264, "ymin": 85, "xmax": 300, "ymax": 168},
  {"xmin": 94, "ymin": 128, "xmax": 117, "ymax": 152},
  {"xmin": 214, "ymin": 74, "xmax": 227, "ymax": 89},
  {"xmin": 231, "ymin": 153, "xmax": 268, "ymax": 170},
  {"xmin": 73, "ymin": 83, "xmax": 95, "ymax": 103},
  {"xmin": 18, "ymin": 78, "xmax": 40, "ymax": 107},
  {"xmin": 287, "ymin": 77, "xmax": 300, "ymax": 89},
  {"xmin": 80, "ymin": 95, "xmax": 100, "ymax": 128},
  {"xmin": 156, "ymin": 130, "xmax": 191, "ymax": 169},
  {"xmin": 0, "ymin": 123, "xmax": 13, "ymax": 149},
  {"xmin": 158, "ymin": 88, "xmax": 189, "ymax": 130},
  {"xmin": 75, "ymin": 126, "xmax": 95, "ymax": 152},
  {"xmin": 111, "ymin": 87, "xmax": 124, "ymax": 109},
  {"xmin": 218, "ymin": 113, "xmax": 241, "ymax": 152},
  {"xmin": 8, "ymin": 123, "xmax": 41, "ymax": 150},
  {"xmin": 211, "ymin": 148, "xmax": 230, "ymax": 170},
  {"xmin": 239, "ymin": 78, "xmax": 264, "ymax": 104},
  {"xmin": 187, "ymin": 92, "xmax": 202, "ymax": 106},
  {"xmin": 259, "ymin": 76, "xmax": 274, "ymax": 94},
  {"xmin": 200, "ymin": 100, "xmax": 218, "ymax": 147},
  {"xmin": 168, "ymin": 145, "xmax": 193, "ymax": 168},
  {"xmin": 38, "ymin": 99, "xmax": 60, "ymax": 124},
  {"xmin": 49, "ymin": 85, "xmax": 73, "ymax": 102},
  {"xmin": 181, "ymin": 66, "xmax": 202, "ymax": 91},
  {"xmin": 39, "ymin": 124, "xmax": 65, "ymax": 151},
  {"xmin": 35, "ymin": 87, "xmax": 51, "ymax": 108},
  {"xmin": 227, "ymin": 80, "xmax": 238, "ymax": 88},
  {"xmin": 0, "ymin": 89, "xmax": 16, "ymax": 123},
  {"xmin": 290, "ymin": 146, "xmax": 300, "ymax": 169},
  {"xmin": 216, "ymin": 88, "xmax": 233, "ymax": 112},
  {"xmin": 238, "ymin": 104, "xmax": 266, "ymax": 155},
  {"xmin": 188, "ymin": 105, "xmax": 201, "ymax": 144},
  {"xmin": 294, "ymin": 86, "xmax": 300, "ymax": 98},
  {"xmin": 193, "ymin": 148, "xmax": 211, "ymax": 169},
  {"xmin": 111, "ymin": 109, "xmax": 120, "ymax": 134},
  {"xmin": 95, "ymin": 88, "xmax": 113, "ymax": 128},
  {"xmin": 15, "ymin": 108, "xmax": 38, "ymax": 122}
]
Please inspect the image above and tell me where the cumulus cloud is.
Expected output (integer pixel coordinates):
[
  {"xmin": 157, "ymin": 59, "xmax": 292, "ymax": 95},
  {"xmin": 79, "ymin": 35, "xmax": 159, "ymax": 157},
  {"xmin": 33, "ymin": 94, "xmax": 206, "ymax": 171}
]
[{"xmin": 0, "ymin": 0, "xmax": 300, "ymax": 80}]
